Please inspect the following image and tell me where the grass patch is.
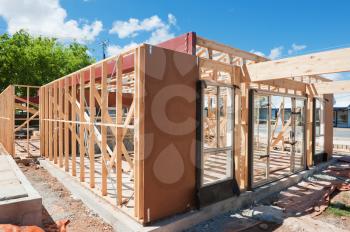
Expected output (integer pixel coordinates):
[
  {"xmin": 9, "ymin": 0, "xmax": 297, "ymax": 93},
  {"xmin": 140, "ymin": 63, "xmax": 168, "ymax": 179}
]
[{"xmin": 326, "ymin": 203, "xmax": 350, "ymax": 217}]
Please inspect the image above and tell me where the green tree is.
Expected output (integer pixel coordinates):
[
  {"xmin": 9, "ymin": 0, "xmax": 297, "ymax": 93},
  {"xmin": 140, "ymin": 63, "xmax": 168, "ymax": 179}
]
[{"xmin": 0, "ymin": 30, "xmax": 95, "ymax": 93}]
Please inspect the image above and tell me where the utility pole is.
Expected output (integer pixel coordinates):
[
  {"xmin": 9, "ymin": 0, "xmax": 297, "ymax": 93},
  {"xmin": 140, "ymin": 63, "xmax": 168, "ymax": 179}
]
[{"xmin": 101, "ymin": 40, "xmax": 109, "ymax": 59}]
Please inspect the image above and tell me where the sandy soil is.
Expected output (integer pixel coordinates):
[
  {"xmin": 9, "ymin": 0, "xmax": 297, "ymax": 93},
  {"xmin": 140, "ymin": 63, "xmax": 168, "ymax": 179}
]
[
  {"xmin": 19, "ymin": 161, "xmax": 113, "ymax": 232},
  {"xmin": 315, "ymin": 190, "xmax": 350, "ymax": 230}
]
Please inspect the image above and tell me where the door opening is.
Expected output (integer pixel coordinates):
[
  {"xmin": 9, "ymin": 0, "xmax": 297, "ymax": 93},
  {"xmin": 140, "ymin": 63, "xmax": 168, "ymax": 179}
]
[
  {"xmin": 196, "ymin": 81, "xmax": 239, "ymax": 207},
  {"xmin": 249, "ymin": 90, "xmax": 306, "ymax": 188}
]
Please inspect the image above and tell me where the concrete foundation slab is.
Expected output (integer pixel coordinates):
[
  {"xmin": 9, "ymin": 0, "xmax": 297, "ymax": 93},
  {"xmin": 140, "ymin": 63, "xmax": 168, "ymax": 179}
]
[{"xmin": 0, "ymin": 154, "xmax": 42, "ymax": 226}]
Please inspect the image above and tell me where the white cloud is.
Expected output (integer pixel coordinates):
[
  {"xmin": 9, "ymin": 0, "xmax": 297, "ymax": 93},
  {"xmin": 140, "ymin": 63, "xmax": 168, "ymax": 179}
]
[
  {"xmin": 251, "ymin": 43, "xmax": 307, "ymax": 60},
  {"xmin": 109, "ymin": 14, "xmax": 170, "ymax": 39},
  {"xmin": 0, "ymin": 0, "xmax": 103, "ymax": 43},
  {"xmin": 250, "ymin": 46, "xmax": 284, "ymax": 60},
  {"xmin": 288, "ymin": 43, "xmax": 307, "ymax": 55},
  {"xmin": 106, "ymin": 42, "xmax": 138, "ymax": 57},
  {"xmin": 268, "ymin": 46, "xmax": 284, "ymax": 60},
  {"xmin": 146, "ymin": 25, "xmax": 174, "ymax": 45},
  {"xmin": 107, "ymin": 14, "xmax": 177, "ymax": 56},
  {"xmin": 168, "ymin": 14, "xmax": 176, "ymax": 26}
]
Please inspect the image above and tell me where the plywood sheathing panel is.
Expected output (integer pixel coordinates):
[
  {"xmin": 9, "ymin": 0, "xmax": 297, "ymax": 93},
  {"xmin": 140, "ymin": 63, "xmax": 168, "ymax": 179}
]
[{"xmin": 143, "ymin": 45, "xmax": 198, "ymax": 223}]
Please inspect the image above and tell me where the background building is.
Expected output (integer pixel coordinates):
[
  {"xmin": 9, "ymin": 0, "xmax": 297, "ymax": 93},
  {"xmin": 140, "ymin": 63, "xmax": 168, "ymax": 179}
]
[{"xmin": 333, "ymin": 103, "xmax": 350, "ymax": 128}]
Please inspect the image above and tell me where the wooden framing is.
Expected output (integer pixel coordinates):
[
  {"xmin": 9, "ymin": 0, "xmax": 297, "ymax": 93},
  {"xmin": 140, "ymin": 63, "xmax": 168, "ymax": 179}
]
[
  {"xmin": 196, "ymin": 36, "xmax": 268, "ymax": 63},
  {"xmin": 195, "ymin": 35, "xmax": 335, "ymax": 191},
  {"xmin": 0, "ymin": 85, "xmax": 40, "ymax": 157},
  {"xmin": 0, "ymin": 33, "xmax": 346, "ymax": 225},
  {"xmin": 40, "ymin": 46, "xmax": 143, "ymax": 221},
  {"xmin": 313, "ymin": 80, "xmax": 350, "ymax": 94}
]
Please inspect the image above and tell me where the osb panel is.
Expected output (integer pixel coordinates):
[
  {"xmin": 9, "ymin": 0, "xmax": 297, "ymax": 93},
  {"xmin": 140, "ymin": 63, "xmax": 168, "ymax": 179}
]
[{"xmin": 143, "ymin": 45, "xmax": 198, "ymax": 222}]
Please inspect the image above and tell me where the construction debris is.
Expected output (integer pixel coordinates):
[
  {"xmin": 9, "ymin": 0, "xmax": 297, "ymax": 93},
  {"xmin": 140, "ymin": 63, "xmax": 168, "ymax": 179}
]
[{"xmin": 241, "ymin": 205, "xmax": 284, "ymax": 224}]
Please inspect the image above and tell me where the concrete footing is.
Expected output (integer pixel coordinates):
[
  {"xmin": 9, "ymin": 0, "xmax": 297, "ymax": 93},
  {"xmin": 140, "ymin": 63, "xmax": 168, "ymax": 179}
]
[
  {"xmin": 0, "ymin": 155, "xmax": 42, "ymax": 226},
  {"xmin": 39, "ymin": 157, "xmax": 335, "ymax": 232}
]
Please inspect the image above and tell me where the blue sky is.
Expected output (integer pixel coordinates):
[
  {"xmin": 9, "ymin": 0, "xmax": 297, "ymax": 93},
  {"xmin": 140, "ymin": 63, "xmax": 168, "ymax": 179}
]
[
  {"xmin": 60, "ymin": 0, "xmax": 350, "ymax": 59},
  {"xmin": 0, "ymin": 0, "xmax": 350, "ymax": 105}
]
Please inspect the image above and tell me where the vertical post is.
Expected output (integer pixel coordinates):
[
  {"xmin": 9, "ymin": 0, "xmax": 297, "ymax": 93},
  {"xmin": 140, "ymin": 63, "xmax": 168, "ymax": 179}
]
[
  {"xmin": 27, "ymin": 86, "xmax": 30, "ymax": 157},
  {"xmin": 48, "ymin": 86, "xmax": 53, "ymax": 161},
  {"xmin": 59, "ymin": 80, "xmax": 63, "ymax": 167},
  {"xmin": 116, "ymin": 56, "xmax": 123, "ymax": 205},
  {"xmin": 79, "ymin": 72, "xmax": 86, "ymax": 182},
  {"xmin": 101, "ymin": 62, "xmax": 108, "ymax": 196},
  {"xmin": 134, "ymin": 46, "xmax": 145, "ymax": 219},
  {"xmin": 45, "ymin": 87, "xmax": 49, "ymax": 158},
  {"xmin": 267, "ymin": 96, "xmax": 271, "ymax": 180},
  {"xmin": 54, "ymin": 82, "xmax": 58, "ymax": 164},
  {"xmin": 89, "ymin": 67, "xmax": 95, "ymax": 188},
  {"xmin": 306, "ymin": 86, "xmax": 314, "ymax": 167},
  {"xmin": 234, "ymin": 69, "xmax": 242, "ymax": 187},
  {"xmin": 240, "ymin": 82, "xmax": 249, "ymax": 189},
  {"xmin": 291, "ymin": 98, "xmax": 296, "ymax": 172},
  {"xmin": 39, "ymin": 87, "xmax": 44, "ymax": 157},
  {"xmin": 72, "ymin": 75, "xmax": 77, "ymax": 176},
  {"xmin": 64, "ymin": 77, "xmax": 69, "ymax": 171},
  {"xmin": 10, "ymin": 86, "xmax": 15, "ymax": 156}
]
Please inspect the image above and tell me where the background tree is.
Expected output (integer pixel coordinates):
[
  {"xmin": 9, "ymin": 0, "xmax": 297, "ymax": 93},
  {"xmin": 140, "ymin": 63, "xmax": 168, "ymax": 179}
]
[{"xmin": 0, "ymin": 30, "xmax": 95, "ymax": 93}]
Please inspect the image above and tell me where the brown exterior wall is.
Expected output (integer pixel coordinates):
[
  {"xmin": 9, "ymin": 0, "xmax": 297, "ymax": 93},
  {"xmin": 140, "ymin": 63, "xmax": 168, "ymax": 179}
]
[
  {"xmin": 324, "ymin": 94, "xmax": 334, "ymax": 158},
  {"xmin": 143, "ymin": 45, "xmax": 198, "ymax": 222}
]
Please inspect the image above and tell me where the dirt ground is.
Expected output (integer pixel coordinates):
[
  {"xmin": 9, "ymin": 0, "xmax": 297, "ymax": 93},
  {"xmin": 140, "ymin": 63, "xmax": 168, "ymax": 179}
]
[
  {"xmin": 19, "ymin": 161, "xmax": 113, "ymax": 232},
  {"xmin": 315, "ymin": 190, "xmax": 350, "ymax": 230}
]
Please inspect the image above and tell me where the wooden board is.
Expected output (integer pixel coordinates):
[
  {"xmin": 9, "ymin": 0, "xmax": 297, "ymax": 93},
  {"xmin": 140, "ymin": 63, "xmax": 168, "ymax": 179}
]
[{"xmin": 247, "ymin": 47, "xmax": 350, "ymax": 81}]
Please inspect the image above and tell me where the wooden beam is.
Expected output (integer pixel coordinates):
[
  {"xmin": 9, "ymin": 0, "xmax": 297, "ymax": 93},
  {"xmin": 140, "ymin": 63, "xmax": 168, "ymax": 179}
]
[
  {"xmin": 313, "ymin": 80, "xmax": 350, "ymax": 94},
  {"xmin": 58, "ymin": 80, "xmax": 64, "ymax": 167},
  {"xmin": 79, "ymin": 72, "xmax": 86, "ymax": 182},
  {"xmin": 71, "ymin": 76, "xmax": 77, "ymax": 177},
  {"xmin": 197, "ymin": 36, "xmax": 267, "ymax": 62},
  {"xmin": 14, "ymin": 111, "xmax": 39, "ymax": 132},
  {"xmin": 15, "ymin": 103, "xmax": 38, "ymax": 115},
  {"xmin": 101, "ymin": 62, "xmax": 108, "ymax": 196},
  {"xmin": 64, "ymin": 78, "xmax": 69, "ymax": 172},
  {"xmin": 116, "ymin": 56, "xmax": 123, "ymax": 205},
  {"xmin": 246, "ymin": 47, "xmax": 350, "ymax": 81},
  {"xmin": 257, "ymin": 79, "xmax": 306, "ymax": 92},
  {"xmin": 134, "ymin": 46, "xmax": 145, "ymax": 219},
  {"xmin": 53, "ymin": 82, "xmax": 58, "ymax": 164},
  {"xmin": 44, "ymin": 87, "xmax": 49, "ymax": 158},
  {"xmin": 48, "ymin": 86, "xmax": 53, "ymax": 161},
  {"xmin": 39, "ymin": 88, "xmax": 44, "ymax": 157},
  {"xmin": 89, "ymin": 67, "xmax": 96, "ymax": 189}
]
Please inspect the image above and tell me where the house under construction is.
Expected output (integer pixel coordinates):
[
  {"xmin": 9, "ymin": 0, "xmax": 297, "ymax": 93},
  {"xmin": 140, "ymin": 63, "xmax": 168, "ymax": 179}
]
[{"xmin": 0, "ymin": 32, "xmax": 348, "ymax": 227}]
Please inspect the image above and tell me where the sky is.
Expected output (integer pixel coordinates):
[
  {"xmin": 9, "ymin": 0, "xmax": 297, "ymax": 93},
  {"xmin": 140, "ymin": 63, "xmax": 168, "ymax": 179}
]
[{"xmin": 0, "ymin": 0, "xmax": 350, "ymax": 106}]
